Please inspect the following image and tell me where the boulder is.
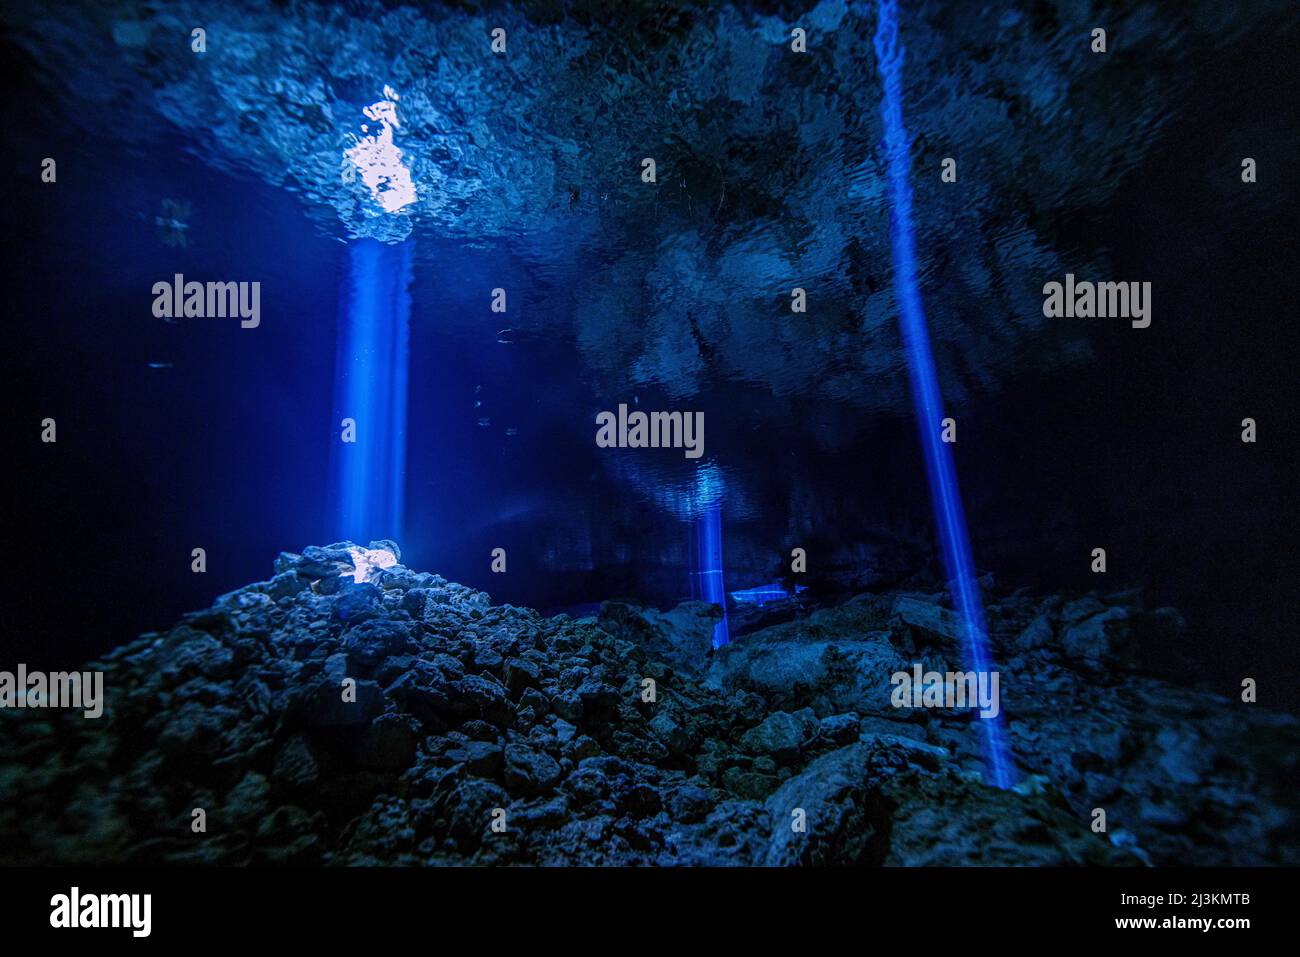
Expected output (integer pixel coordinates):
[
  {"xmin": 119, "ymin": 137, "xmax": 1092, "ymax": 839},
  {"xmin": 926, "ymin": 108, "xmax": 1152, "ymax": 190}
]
[
  {"xmin": 503, "ymin": 744, "xmax": 562, "ymax": 795},
  {"xmin": 740, "ymin": 711, "xmax": 811, "ymax": 763},
  {"xmin": 597, "ymin": 600, "xmax": 721, "ymax": 674}
]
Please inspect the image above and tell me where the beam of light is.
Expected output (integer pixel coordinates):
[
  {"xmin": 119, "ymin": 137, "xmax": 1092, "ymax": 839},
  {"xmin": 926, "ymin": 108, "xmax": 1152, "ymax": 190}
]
[
  {"xmin": 693, "ymin": 501, "xmax": 731, "ymax": 647},
  {"xmin": 332, "ymin": 238, "xmax": 412, "ymax": 545},
  {"xmin": 874, "ymin": 0, "xmax": 1014, "ymax": 788},
  {"xmin": 687, "ymin": 465, "xmax": 730, "ymax": 647}
]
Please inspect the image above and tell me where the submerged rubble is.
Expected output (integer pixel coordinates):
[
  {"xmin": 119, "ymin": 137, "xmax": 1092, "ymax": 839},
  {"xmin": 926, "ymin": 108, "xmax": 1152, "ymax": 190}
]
[{"xmin": 1, "ymin": 543, "xmax": 1295, "ymax": 866}]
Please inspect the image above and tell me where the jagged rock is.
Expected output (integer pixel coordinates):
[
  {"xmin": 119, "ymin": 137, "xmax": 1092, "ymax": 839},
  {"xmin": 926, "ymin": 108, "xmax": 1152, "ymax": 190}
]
[
  {"xmin": 223, "ymin": 771, "xmax": 271, "ymax": 826},
  {"xmin": 740, "ymin": 710, "xmax": 815, "ymax": 763},
  {"xmin": 358, "ymin": 713, "xmax": 421, "ymax": 771},
  {"xmin": 446, "ymin": 741, "xmax": 503, "ymax": 778},
  {"xmin": 333, "ymin": 584, "xmax": 382, "ymax": 624},
  {"xmin": 1060, "ymin": 596, "xmax": 1108, "ymax": 627},
  {"xmin": 367, "ymin": 539, "xmax": 401, "ymax": 563},
  {"xmin": 437, "ymin": 779, "xmax": 508, "ymax": 844},
  {"xmin": 722, "ymin": 766, "xmax": 780, "ymax": 800},
  {"xmin": 647, "ymin": 712, "xmax": 695, "ymax": 755},
  {"xmin": 668, "ymin": 782, "xmax": 715, "ymax": 823},
  {"xmin": 260, "ymin": 571, "xmax": 309, "ymax": 601},
  {"xmin": 763, "ymin": 743, "xmax": 882, "ymax": 866},
  {"xmin": 503, "ymin": 744, "xmax": 562, "ymax": 795},
  {"xmin": 707, "ymin": 619, "xmax": 904, "ymax": 717},
  {"xmin": 2, "ymin": 542, "xmax": 1295, "ymax": 867},
  {"xmin": 154, "ymin": 701, "xmax": 235, "ymax": 757},
  {"xmin": 455, "ymin": 674, "xmax": 512, "ymax": 725},
  {"xmin": 892, "ymin": 596, "xmax": 964, "ymax": 647},
  {"xmin": 1014, "ymin": 614, "xmax": 1054, "ymax": 651},
  {"xmin": 272, "ymin": 735, "xmax": 321, "ymax": 790},
  {"xmin": 597, "ymin": 600, "xmax": 720, "ymax": 674},
  {"xmin": 519, "ymin": 687, "xmax": 550, "ymax": 717},
  {"xmin": 1151, "ymin": 727, "xmax": 1211, "ymax": 785},
  {"xmin": 503, "ymin": 657, "xmax": 540, "ymax": 696},
  {"xmin": 1060, "ymin": 607, "xmax": 1136, "ymax": 673},
  {"xmin": 254, "ymin": 806, "xmax": 324, "ymax": 865},
  {"xmin": 817, "ymin": 712, "xmax": 861, "ymax": 747},
  {"xmin": 297, "ymin": 678, "xmax": 383, "ymax": 728},
  {"xmin": 551, "ymin": 689, "xmax": 583, "ymax": 723},
  {"xmin": 157, "ymin": 629, "xmax": 235, "ymax": 685},
  {"xmin": 470, "ymin": 645, "xmax": 504, "ymax": 673},
  {"xmin": 342, "ymin": 618, "xmax": 414, "ymax": 669}
]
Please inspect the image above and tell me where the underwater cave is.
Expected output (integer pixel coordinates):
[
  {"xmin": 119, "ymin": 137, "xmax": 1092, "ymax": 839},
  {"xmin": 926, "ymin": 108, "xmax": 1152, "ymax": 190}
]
[{"xmin": 2, "ymin": 0, "xmax": 1299, "ymax": 898}]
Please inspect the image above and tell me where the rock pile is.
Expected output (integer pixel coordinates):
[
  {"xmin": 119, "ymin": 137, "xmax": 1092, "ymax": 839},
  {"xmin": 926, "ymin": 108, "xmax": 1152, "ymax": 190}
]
[{"xmin": 1, "ymin": 543, "xmax": 1294, "ymax": 866}]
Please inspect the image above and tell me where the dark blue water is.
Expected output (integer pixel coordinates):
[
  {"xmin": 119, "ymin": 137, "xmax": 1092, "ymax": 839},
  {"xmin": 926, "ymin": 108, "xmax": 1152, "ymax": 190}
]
[{"xmin": 2, "ymin": 0, "xmax": 1297, "ymax": 707}]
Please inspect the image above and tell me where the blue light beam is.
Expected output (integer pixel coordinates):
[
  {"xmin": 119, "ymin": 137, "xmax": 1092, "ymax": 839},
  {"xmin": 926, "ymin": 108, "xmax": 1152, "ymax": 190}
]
[
  {"xmin": 874, "ymin": 0, "xmax": 1015, "ymax": 788},
  {"xmin": 687, "ymin": 468, "xmax": 730, "ymax": 647},
  {"xmin": 694, "ymin": 501, "xmax": 731, "ymax": 648},
  {"xmin": 332, "ymin": 238, "xmax": 412, "ymax": 544}
]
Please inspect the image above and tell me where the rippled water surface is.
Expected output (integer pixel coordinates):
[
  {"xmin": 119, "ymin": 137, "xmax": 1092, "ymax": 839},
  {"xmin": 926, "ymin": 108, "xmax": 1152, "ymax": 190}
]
[{"xmin": 3, "ymin": 1, "xmax": 1297, "ymax": 692}]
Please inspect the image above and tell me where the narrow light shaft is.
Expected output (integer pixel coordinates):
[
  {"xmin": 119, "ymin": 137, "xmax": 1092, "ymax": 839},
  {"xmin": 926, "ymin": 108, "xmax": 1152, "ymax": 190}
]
[
  {"xmin": 874, "ymin": 0, "xmax": 1014, "ymax": 788},
  {"xmin": 694, "ymin": 502, "xmax": 730, "ymax": 648},
  {"xmin": 334, "ymin": 239, "xmax": 412, "ymax": 543}
]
